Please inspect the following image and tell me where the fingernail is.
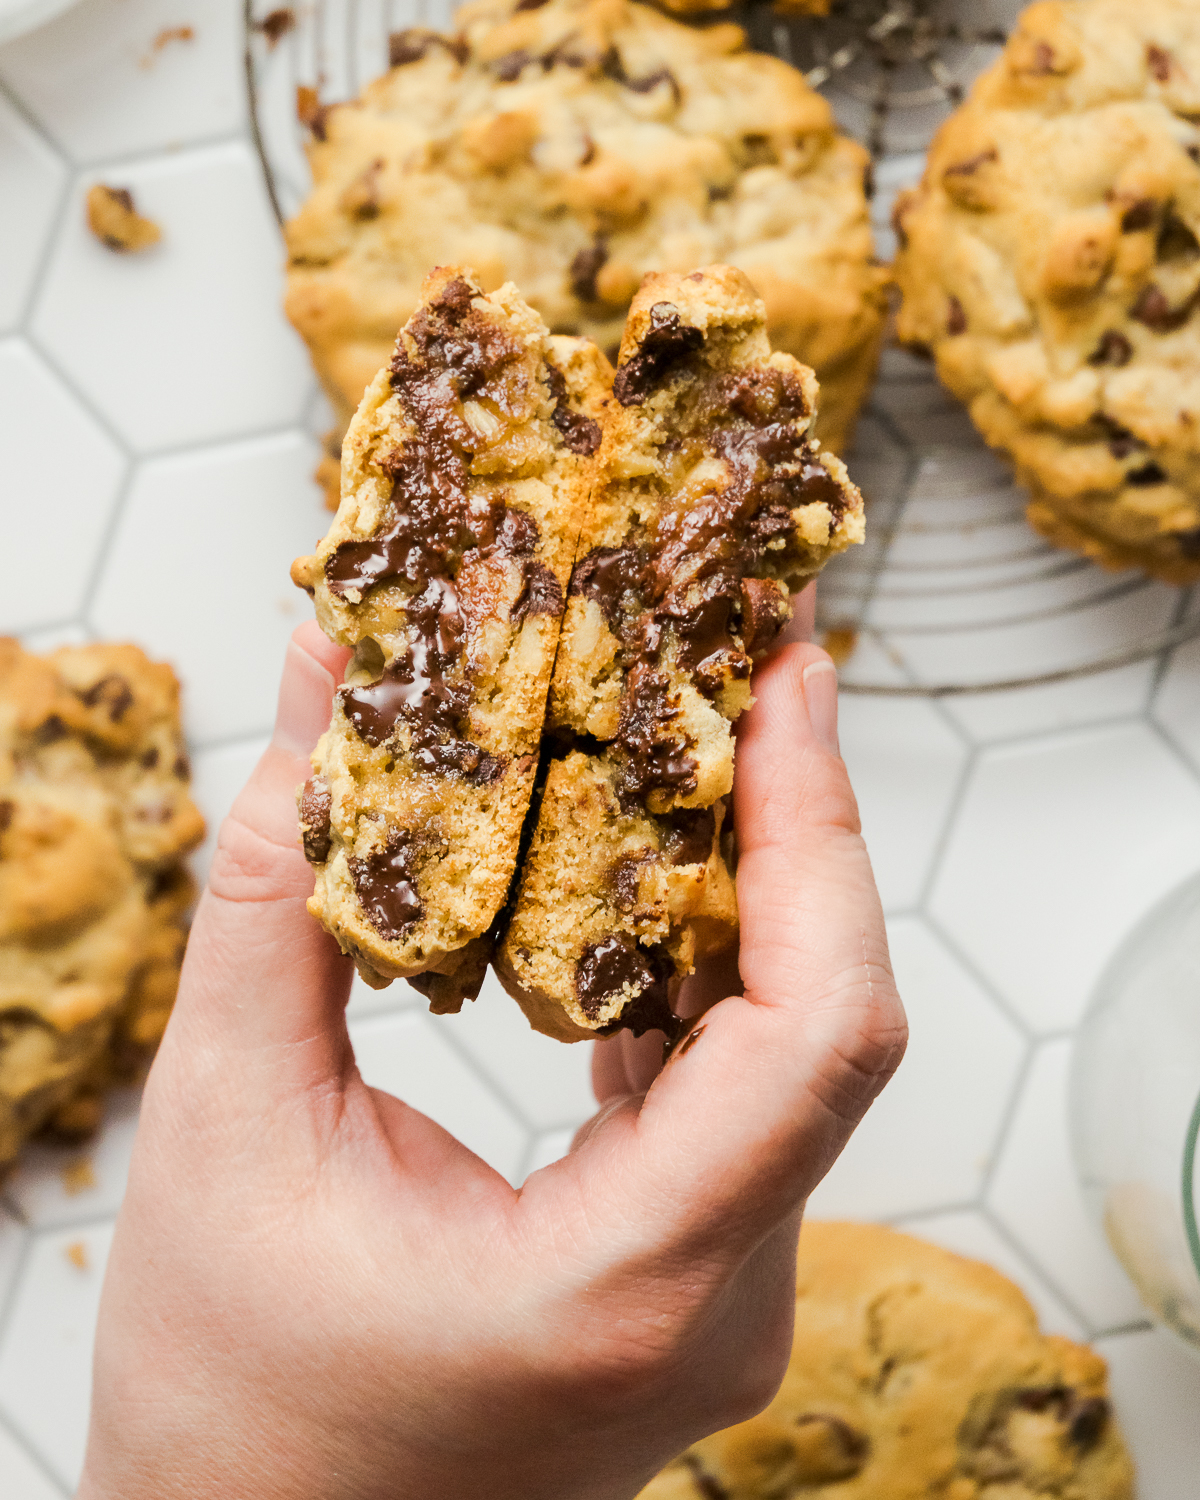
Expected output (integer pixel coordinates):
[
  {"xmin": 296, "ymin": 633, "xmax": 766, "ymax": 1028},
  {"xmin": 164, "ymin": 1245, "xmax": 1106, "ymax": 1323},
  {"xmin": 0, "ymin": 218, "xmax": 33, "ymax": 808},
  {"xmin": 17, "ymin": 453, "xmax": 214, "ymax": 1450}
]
[
  {"xmin": 272, "ymin": 641, "xmax": 336, "ymax": 760},
  {"xmin": 802, "ymin": 661, "xmax": 840, "ymax": 755}
]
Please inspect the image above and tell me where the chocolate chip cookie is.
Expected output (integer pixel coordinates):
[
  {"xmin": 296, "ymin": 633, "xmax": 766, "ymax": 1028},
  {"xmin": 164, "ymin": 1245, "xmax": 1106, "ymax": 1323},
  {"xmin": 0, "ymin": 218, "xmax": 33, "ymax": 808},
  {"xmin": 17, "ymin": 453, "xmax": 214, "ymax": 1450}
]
[
  {"xmin": 893, "ymin": 0, "xmax": 1200, "ymax": 582},
  {"xmin": 284, "ymin": 0, "xmax": 887, "ymax": 507},
  {"xmin": 641, "ymin": 1220, "xmax": 1135, "ymax": 1500},
  {"xmin": 495, "ymin": 266, "xmax": 863, "ymax": 1041},
  {"xmin": 0, "ymin": 639, "xmax": 204, "ymax": 1171},
  {"xmin": 292, "ymin": 267, "xmax": 607, "ymax": 1007}
]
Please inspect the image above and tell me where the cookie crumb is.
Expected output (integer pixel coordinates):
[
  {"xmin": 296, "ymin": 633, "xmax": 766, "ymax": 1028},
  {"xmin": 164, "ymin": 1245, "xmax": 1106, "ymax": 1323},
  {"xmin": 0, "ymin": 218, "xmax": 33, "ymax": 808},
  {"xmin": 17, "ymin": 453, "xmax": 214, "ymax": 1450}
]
[
  {"xmin": 822, "ymin": 627, "xmax": 858, "ymax": 667},
  {"xmin": 64, "ymin": 1240, "xmax": 89, "ymax": 1271},
  {"xmin": 254, "ymin": 7, "xmax": 295, "ymax": 46},
  {"xmin": 60, "ymin": 1159, "xmax": 97, "ymax": 1197},
  {"xmin": 86, "ymin": 184, "xmax": 162, "ymax": 253}
]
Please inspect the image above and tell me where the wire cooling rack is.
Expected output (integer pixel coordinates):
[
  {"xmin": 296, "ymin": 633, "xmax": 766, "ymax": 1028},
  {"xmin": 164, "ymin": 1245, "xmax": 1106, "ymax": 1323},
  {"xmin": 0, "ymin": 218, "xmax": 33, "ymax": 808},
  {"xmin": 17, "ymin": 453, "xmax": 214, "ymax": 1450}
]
[{"xmin": 244, "ymin": 0, "xmax": 1200, "ymax": 694}]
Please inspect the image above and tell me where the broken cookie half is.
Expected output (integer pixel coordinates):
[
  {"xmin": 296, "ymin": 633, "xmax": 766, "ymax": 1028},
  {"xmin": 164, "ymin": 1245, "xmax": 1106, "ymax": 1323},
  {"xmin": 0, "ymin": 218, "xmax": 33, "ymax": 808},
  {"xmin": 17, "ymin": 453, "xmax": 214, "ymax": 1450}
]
[
  {"xmin": 292, "ymin": 266, "xmax": 608, "ymax": 1009},
  {"xmin": 496, "ymin": 265, "xmax": 864, "ymax": 1042}
]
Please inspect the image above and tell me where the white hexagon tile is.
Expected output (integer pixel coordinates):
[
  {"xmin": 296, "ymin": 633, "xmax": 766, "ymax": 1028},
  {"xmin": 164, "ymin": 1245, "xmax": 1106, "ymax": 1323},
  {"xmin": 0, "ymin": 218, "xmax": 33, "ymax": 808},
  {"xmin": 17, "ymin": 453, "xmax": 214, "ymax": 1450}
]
[{"xmin": 3, "ymin": 0, "xmax": 1200, "ymax": 1495}]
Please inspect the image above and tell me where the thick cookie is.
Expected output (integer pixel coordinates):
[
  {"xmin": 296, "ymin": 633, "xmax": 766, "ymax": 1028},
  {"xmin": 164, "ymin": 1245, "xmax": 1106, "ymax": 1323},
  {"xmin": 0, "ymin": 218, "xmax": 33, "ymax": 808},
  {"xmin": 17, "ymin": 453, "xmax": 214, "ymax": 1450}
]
[
  {"xmin": 893, "ymin": 0, "xmax": 1200, "ymax": 582},
  {"xmin": 0, "ymin": 639, "xmax": 203, "ymax": 1170},
  {"xmin": 292, "ymin": 267, "xmax": 607, "ymax": 1007},
  {"xmin": 495, "ymin": 266, "xmax": 863, "ymax": 1041},
  {"xmin": 641, "ymin": 1220, "xmax": 1136, "ymax": 1500},
  {"xmin": 284, "ymin": 0, "xmax": 887, "ymax": 505}
]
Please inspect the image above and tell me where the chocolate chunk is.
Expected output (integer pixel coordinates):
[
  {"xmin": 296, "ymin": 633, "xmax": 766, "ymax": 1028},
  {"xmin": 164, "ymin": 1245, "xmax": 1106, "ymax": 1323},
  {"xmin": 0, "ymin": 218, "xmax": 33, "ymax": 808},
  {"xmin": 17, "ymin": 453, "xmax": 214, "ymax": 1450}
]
[
  {"xmin": 1157, "ymin": 214, "xmax": 1200, "ymax": 264},
  {"xmin": 740, "ymin": 577, "xmax": 791, "ymax": 653},
  {"xmin": 0, "ymin": 800, "xmax": 13, "ymax": 836},
  {"xmin": 140, "ymin": 747, "xmax": 159, "ymax": 769},
  {"xmin": 613, "ymin": 304, "xmax": 705, "ymax": 406},
  {"xmin": 389, "ymin": 28, "xmax": 467, "ymax": 67},
  {"xmin": 615, "ymin": 665, "xmax": 697, "ymax": 803},
  {"xmin": 1148, "ymin": 44, "xmax": 1172, "ymax": 82},
  {"xmin": 1088, "ymin": 330, "xmax": 1132, "ymax": 366},
  {"xmin": 1121, "ymin": 198, "xmax": 1158, "ymax": 232},
  {"xmin": 608, "ymin": 852, "xmax": 653, "ymax": 909},
  {"xmin": 350, "ymin": 831, "xmax": 422, "ymax": 939},
  {"xmin": 1132, "ymin": 284, "xmax": 1187, "ymax": 331},
  {"xmin": 80, "ymin": 673, "xmax": 134, "ymax": 722},
  {"xmin": 1127, "ymin": 461, "xmax": 1168, "ymax": 486},
  {"xmin": 570, "ymin": 545, "xmax": 647, "ymax": 630},
  {"xmin": 661, "ymin": 807, "xmax": 715, "ymax": 866},
  {"xmin": 569, "ymin": 240, "xmax": 608, "ymax": 302},
  {"xmin": 33, "ymin": 715, "xmax": 66, "ymax": 745},
  {"xmin": 494, "ymin": 49, "xmax": 532, "ymax": 81},
  {"xmin": 1067, "ymin": 1396, "xmax": 1109, "ymax": 1451},
  {"xmin": 545, "ymin": 361, "xmax": 601, "ymax": 455},
  {"xmin": 512, "ymin": 560, "xmax": 563, "ymax": 624},
  {"xmin": 579, "ymin": 935, "xmax": 678, "ymax": 1038},
  {"xmin": 412, "ymin": 740, "xmax": 505, "ymax": 782},
  {"xmin": 946, "ymin": 295, "xmax": 967, "ymax": 335},
  {"xmin": 299, "ymin": 777, "xmax": 333, "ymax": 864}
]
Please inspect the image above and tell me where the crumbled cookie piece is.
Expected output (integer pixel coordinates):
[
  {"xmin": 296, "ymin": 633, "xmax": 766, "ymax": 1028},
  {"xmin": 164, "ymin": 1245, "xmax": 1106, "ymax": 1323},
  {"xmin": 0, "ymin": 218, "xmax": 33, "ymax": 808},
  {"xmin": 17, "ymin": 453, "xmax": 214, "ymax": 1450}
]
[
  {"xmin": 284, "ymin": 0, "xmax": 887, "ymax": 506},
  {"xmin": 86, "ymin": 184, "xmax": 162, "ymax": 253},
  {"xmin": 292, "ymin": 266, "xmax": 607, "ymax": 1007},
  {"xmin": 0, "ymin": 639, "xmax": 203, "ymax": 1171},
  {"xmin": 640, "ymin": 1221, "xmax": 1135, "ymax": 1500},
  {"xmin": 893, "ymin": 0, "xmax": 1200, "ymax": 581},
  {"xmin": 496, "ymin": 266, "xmax": 863, "ymax": 1041}
]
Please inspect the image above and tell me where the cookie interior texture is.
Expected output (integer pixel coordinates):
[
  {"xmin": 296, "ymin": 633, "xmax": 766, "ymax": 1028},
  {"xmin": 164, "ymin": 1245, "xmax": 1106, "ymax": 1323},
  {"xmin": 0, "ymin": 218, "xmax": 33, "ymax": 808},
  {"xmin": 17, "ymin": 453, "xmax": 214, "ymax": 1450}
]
[
  {"xmin": 639, "ymin": 1220, "xmax": 1136, "ymax": 1500},
  {"xmin": 292, "ymin": 267, "xmax": 607, "ymax": 1006},
  {"xmin": 284, "ymin": 0, "xmax": 888, "ymax": 505},
  {"xmin": 0, "ymin": 640, "xmax": 203, "ymax": 1170},
  {"xmin": 496, "ymin": 266, "xmax": 863, "ymax": 1041},
  {"xmin": 893, "ymin": 0, "xmax": 1200, "ymax": 582}
]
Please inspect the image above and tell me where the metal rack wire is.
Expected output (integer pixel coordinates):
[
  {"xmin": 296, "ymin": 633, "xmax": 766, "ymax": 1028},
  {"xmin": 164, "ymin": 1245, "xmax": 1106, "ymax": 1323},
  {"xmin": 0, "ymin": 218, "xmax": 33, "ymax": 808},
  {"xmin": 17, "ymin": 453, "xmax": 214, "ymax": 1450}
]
[{"xmin": 244, "ymin": 0, "xmax": 1200, "ymax": 694}]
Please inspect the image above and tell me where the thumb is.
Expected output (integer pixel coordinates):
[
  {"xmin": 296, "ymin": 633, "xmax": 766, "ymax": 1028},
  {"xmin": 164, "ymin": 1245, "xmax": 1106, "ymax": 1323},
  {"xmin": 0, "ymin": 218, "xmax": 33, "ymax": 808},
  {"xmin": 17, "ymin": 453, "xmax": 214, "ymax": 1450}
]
[{"xmin": 159, "ymin": 623, "xmax": 355, "ymax": 1094}]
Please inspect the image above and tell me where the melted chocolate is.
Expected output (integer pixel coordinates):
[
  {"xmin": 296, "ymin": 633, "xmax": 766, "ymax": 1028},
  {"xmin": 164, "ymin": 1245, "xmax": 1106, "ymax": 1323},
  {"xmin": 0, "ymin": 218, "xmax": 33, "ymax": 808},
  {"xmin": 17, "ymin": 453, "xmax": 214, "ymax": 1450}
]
[
  {"xmin": 613, "ymin": 304, "xmax": 705, "ymax": 406},
  {"xmin": 569, "ymin": 240, "xmax": 608, "ymax": 302},
  {"xmin": 608, "ymin": 852, "xmax": 652, "ymax": 910},
  {"xmin": 579, "ymin": 935, "xmax": 680, "ymax": 1039},
  {"xmin": 615, "ymin": 666, "xmax": 697, "ymax": 804},
  {"xmin": 740, "ymin": 576, "xmax": 790, "ymax": 653},
  {"xmin": 676, "ymin": 1022, "xmax": 706, "ymax": 1058},
  {"xmin": 570, "ymin": 545, "xmax": 647, "ymax": 629},
  {"xmin": 545, "ymin": 361, "xmax": 601, "ymax": 455},
  {"xmin": 81, "ymin": 674, "xmax": 133, "ymax": 722},
  {"xmin": 299, "ymin": 777, "xmax": 333, "ymax": 864},
  {"xmin": 1089, "ymin": 330, "xmax": 1132, "ymax": 366},
  {"xmin": 661, "ymin": 807, "xmax": 715, "ymax": 865},
  {"xmin": 512, "ymin": 561, "xmax": 563, "ymax": 623},
  {"xmin": 350, "ymin": 832, "xmax": 422, "ymax": 940}
]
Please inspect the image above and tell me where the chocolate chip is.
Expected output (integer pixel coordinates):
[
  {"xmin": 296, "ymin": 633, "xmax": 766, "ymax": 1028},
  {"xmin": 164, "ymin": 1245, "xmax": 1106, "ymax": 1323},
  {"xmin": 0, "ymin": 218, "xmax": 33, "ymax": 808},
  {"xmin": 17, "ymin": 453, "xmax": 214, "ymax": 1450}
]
[
  {"xmin": 81, "ymin": 674, "xmax": 134, "ymax": 722},
  {"xmin": 622, "ymin": 66, "xmax": 680, "ymax": 103},
  {"xmin": 545, "ymin": 360, "xmax": 601, "ymax": 454},
  {"xmin": 1148, "ymin": 44, "xmax": 1172, "ymax": 82},
  {"xmin": 1190, "ymin": 146, "xmax": 1200, "ymax": 167},
  {"xmin": 140, "ymin": 746, "xmax": 160, "ymax": 769},
  {"xmin": 615, "ymin": 665, "xmax": 697, "ymax": 804},
  {"xmin": 1175, "ymin": 526, "xmax": 1200, "ymax": 557},
  {"xmin": 172, "ymin": 754, "xmax": 190, "ymax": 780},
  {"xmin": 1133, "ymin": 284, "xmax": 1186, "ymax": 331},
  {"xmin": 1127, "ymin": 461, "xmax": 1168, "ymax": 486},
  {"xmin": 1067, "ymin": 1396, "xmax": 1109, "ymax": 1452},
  {"xmin": 254, "ymin": 7, "xmax": 294, "ymax": 45},
  {"xmin": 512, "ymin": 560, "xmax": 563, "ymax": 624},
  {"xmin": 350, "ymin": 832, "xmax": 423, "ymax": 940},
  {"xmin": 946, "ymin": 295, "xmax": 967, "ymax": 335},
  {"xmin": 515, "ymin": 0, "xmax": 549, "ymax": 9},
  {"xmin": 493, "ymin": 48, "xmax": 531, "ymax": 81},
  {"xmin": 33, "ymin": 715, "xmax": 66, "ymax": 745},
  {"xmin": 613, "ymin": 303, "xmax": 705, "ymax": 406},
  {"xmin": 661, "ymin": 807, "xmax": 715, "ymax": 866},
  {"xmin": 299, "ymin": 777, "xmax": 333, "ymax": 864},
  {"xmin": 608, "ymin": 852, "xmax": 653, "ymax": 909},
  {"xmin": 944, "ymin": 147, "xmax": 997, "ymax": 178},
  {"xmin": 569, "ymin": 240, "xmax": 608, "ymax": 302},
  {"xmin": 1121, "ymin": 198, "xmax": 1158, "ymax": 232},
  {"xmin": 0, "ymin": 800, "xmax": 13, "ymax": 837},
  {"xmin": 388, "ymin": 28, "xmax": 467, "ymax": 67},
  {"xmin": 1088, "ymin": 330, "xmax": 1132, "ymax": 366},
  {"xmin": 682, "ymin": 1457, "xmax": 730, "ymax": 1500},
  {"xmin": 793, "ymin": 1414, "xmax": 870, "ymax": 1482}
]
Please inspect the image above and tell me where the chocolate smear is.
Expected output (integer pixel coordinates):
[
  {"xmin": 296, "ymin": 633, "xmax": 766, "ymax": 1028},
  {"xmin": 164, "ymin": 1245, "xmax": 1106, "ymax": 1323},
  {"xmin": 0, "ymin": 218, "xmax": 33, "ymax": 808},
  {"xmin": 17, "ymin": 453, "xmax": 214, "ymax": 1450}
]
[
  {"xmin": 350, "ymin": 832, "xmax": 422, "ymax": 939},
  {"xmin": 613, "ymin": 303, "xmax": 704, "ymax": 406},
  {"xmin": 299, "ymin": 777, "xmax": 333, "ymax": 864}
]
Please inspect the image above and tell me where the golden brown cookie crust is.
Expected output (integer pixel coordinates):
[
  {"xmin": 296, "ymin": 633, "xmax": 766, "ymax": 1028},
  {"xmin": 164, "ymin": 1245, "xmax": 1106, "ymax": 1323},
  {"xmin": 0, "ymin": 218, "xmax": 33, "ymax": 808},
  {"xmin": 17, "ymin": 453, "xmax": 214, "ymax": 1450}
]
[
  {"xmin": 496, "ymin": 266, "xmax": 863, "ymax": 1041},
  {"xmin": 293, "ymin": 267, "xmax": 607, "ymax": 1005},
  {"xmin": 284, "ymin": 0, "xmax": 887, "ymax": 506},
  {"xmin": 0, "ymin": 639, "xmax": 203, "ymax": 1170},
  {"xmin": 893, "ymin": 0, "xmax": 1200, "ymax": 582},
  {"xmin": 641, "ymin": 1220, "xmax": 1136, "ymax": 1500}
]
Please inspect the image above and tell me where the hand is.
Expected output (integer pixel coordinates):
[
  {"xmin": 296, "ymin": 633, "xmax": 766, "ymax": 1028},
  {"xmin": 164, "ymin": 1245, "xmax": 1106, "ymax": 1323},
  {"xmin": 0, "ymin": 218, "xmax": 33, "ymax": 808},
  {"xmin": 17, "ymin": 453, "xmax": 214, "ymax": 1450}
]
[{"xmin": 78, "ymin": 606, "xmax": 906, "ymax": 1500}]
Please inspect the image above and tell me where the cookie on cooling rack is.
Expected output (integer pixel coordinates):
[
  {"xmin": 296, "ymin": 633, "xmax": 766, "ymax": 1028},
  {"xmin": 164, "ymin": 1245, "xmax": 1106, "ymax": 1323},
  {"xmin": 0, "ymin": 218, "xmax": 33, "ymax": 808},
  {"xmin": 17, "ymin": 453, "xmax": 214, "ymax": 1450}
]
[
  {"xmin": 640, "ymin": 1220, "xmax": 1135, "ymax": 1500},
  {"xmin": 291, "ymin": 266, "xmax": 607, "ymax": 1008},
  {"xmin": 495, "ymin": 266, "xmax": 863, "ymax": 1042},
  {"xmin": 893, "ymin": 0, "xmax": 1200, "ymax": 583},
  {"xmin": 283, "ymin": 0, "xmax": 887, "ymax": 505},
  {"xmin": 0, "ymin": 639, "xmax": 204, "ymax": 1171}
]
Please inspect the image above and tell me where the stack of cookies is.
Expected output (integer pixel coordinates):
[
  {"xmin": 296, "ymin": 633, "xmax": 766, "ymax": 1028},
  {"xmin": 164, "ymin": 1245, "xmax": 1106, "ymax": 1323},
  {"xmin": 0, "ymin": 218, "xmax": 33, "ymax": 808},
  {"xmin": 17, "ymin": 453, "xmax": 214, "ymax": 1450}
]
[
  {"xmin": 293, "ymin": 262, "xmax": 864, "ymax": 1038},
  {"xmin": 0, "ymin": 641, "xmax": 203, "ymax": 1170},
  {"xmin": 283, "ymin": 0, "xmax": 888, "ymax": 504}
]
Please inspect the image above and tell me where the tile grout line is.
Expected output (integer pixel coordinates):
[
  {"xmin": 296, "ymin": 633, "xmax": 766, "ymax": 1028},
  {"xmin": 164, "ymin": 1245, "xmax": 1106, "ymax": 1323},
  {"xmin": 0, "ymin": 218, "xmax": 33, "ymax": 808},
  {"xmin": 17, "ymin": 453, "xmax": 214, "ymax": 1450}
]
[
  {"xmin": 976, "ymin": 1202, "xmax": 1101, "ymax": 1339},
  {"xmin": 919, "ymin": 909, "xmax": 1037, "ymax": 1045}
]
